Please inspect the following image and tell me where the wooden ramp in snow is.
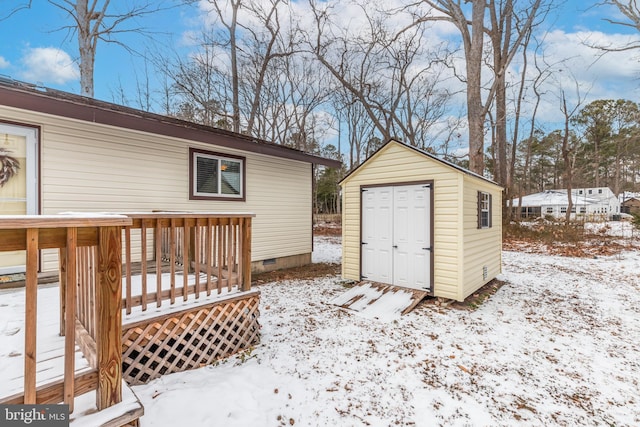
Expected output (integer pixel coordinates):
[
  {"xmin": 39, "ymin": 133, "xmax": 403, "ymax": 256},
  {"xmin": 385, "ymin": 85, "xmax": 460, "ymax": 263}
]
[{"xmin": 330, "ymin": 282, "xmax": 428, "ymax": 319}]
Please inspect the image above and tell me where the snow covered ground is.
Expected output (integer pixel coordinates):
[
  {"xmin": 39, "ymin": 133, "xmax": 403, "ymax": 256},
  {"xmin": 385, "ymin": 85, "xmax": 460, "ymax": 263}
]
[
  {"xmin": 583, "ymin": 220, "xmax": 639, "ymax": 239},
  {"xmin": 131, "ymin": 238, "xmax": 640, "ymax": 427},
  {"xmin": 1, "ymin": 235, "xmax": 639, "ymax": 426}
]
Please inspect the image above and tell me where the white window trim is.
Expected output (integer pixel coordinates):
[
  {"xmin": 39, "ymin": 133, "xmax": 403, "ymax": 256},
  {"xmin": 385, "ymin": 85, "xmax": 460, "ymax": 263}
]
[
  {"xmin": 191, "ymin": 149, "xmax": 244, "ymax": 200},
  {"xmin": 478, "ymin": 191, "xmax": 492, "ymax": 229}
]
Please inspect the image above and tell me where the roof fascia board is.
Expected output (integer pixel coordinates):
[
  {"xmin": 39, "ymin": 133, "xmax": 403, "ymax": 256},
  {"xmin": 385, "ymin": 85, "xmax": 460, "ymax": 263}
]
[{"xmin": 0, "ymin": 84, "xmax": 341, "ymax": 168}]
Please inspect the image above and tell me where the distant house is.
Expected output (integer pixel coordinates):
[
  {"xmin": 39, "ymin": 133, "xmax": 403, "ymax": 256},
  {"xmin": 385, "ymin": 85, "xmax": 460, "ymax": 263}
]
[
  {"xmin": 512, "ymin": 187, "xmax": 620, "ymax": 220},
  {"xmin": 621, "ymin": 197, "xmax": 640, "ymax": 215}
]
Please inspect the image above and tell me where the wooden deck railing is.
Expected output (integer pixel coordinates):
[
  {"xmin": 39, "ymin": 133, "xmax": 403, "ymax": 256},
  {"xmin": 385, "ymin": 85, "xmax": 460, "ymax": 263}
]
[
  {"xmin": 0, "ymin": 212, "xmax": 253, "ymax": 415},
  {"xmin": 121, "ymin": 213, "xmax": 253, "ymax": 314},
  {"xmin": 0, "ymin": 215, "xmax": 132, "ymax": 413}
]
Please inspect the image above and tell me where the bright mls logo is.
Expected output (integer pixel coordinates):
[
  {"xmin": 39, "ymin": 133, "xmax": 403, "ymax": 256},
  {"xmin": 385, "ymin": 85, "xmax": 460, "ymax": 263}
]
[{"xmin": 0, "ymin": 405, "xmax": 69, "ymax": 426}]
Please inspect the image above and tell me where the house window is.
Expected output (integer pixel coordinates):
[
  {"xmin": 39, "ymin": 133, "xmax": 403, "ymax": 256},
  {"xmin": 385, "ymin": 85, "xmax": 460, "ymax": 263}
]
[
  {"xmin": 580, "ymin": 206, "xmax": 586, "ymax": 213},
  {"xmin": 560, "ymin": 206, "xmax": 567, "ymax": 214},
  {"xmin": 477, "ymin": 191, "xmax": 492, "ymax": 229},
  {"xmin": 571, "ymin": 206, "xmax": 576, "ymax": 213},
  {"xmin": 578, "ymin": 190, "xmax": 583, "ymax": 195},
  {"xmin": 189, "ymin": 148, "xmax": 245, "ymax": 200},
  {"xmin": 588, "ymin": 189, "xmax": 592, "ymax": 194},
  {"xmin": 546, "ymin": 207, "xmax": 554, "ymax": 214},
  {"xmin": 598, "ymin": 189, "xmax": 603, "ymax": 194}
]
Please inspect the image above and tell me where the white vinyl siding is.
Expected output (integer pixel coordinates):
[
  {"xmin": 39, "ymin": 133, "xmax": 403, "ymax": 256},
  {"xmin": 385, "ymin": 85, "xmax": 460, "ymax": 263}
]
[{"xmin": 0, "ymin": 105, "xmax": 312, "ymax": 272}]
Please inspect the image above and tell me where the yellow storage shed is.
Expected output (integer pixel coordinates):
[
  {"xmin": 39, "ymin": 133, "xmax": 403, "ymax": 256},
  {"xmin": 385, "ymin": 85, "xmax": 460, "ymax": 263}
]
[{"xmin": 340, "ymin": 139, "xmax": 503, "ymax": 302}]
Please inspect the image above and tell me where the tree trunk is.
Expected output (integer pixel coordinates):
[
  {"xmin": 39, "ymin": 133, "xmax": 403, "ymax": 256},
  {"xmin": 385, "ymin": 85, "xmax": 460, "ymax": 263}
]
[
  {"xmin": 76, "ymin": 0, "xmax": 97, "ymax": 98},
  {"xmin": 229, "ymin": 0, "xmax": 240, "ymax": 133},
  {"xmin": 561, "ymin": 93, "xmax": 573, "ymax": 224},
  {"xmin": 467, "ymin": 1, "xmax": 486, "ymax": 175}
]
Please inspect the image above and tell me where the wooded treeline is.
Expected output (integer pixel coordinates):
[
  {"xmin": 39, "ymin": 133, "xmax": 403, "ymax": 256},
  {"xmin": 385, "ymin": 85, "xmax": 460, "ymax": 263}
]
[{"xmin": 5, "ymin": 0, "xmax": 640, "ymax": 216}]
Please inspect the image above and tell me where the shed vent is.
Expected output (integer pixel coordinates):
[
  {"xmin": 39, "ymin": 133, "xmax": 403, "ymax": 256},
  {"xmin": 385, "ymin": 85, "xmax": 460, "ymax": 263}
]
[{"xmin": 483, "ymin": 265, "xmax": 488, "ymax": 280}]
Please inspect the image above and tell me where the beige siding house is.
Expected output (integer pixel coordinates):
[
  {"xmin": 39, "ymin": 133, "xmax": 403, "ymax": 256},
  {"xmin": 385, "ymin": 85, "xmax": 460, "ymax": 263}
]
[
  {"xmin": 340, "ymin": 139, "xmax": 502, "ymax": 302},
  {"xmin": 0, "ymin": 80, "xmax": 339, "ymax": 274}
]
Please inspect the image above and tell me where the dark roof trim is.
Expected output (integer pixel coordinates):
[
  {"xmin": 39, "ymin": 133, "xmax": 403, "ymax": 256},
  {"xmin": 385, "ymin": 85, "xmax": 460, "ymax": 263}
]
[
  {"xmin": 0, "ymin": 80, "xmax": 341, "ymax": 169},
  {"xmin": 339, "ymin": 139, "xmax": 502, "ymax": 188}
]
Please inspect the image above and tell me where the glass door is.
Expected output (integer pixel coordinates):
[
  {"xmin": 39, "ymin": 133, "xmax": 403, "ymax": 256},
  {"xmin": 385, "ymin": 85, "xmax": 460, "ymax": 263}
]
[{"xmin": 0, "ymin": 123, "xmax": 38, "ymax": 274}]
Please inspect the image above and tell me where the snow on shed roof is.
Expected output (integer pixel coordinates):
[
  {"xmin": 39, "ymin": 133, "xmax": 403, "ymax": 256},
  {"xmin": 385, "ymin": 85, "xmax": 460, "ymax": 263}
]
[
  {"xmin": 511, "ymin": 190, "xmax": 599, "ymax": 207},
  {"xmin": 339, "ymin": 139, "xmax": 502, "ymax": 188}
]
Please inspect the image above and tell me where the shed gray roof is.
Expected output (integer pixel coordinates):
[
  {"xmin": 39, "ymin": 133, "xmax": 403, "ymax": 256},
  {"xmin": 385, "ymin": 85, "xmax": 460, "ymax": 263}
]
[{"xmin": 339, "ymin": 139, "xmax": 502, "ymax": 188}]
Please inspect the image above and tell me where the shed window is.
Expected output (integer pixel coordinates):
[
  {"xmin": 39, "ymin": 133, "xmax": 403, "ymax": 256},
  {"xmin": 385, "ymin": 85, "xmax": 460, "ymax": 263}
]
[
  {"xmin": 477, "ymin": 191, "xmax": 492, "ymax": 229},
  {"xmin": 189, "ymin": 148, "xmax": 245, "ymax": 200}
]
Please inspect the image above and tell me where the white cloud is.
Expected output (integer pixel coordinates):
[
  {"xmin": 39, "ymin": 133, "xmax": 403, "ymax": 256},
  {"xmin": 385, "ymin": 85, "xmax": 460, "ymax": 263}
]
[
  {"xmin": 519, "ymin": 29, "xmax": 640, "ymax": 128},
  {"xmin": 20, "ymin": 47, "xmax": 79, "ymax": 85},
  {"xmin": 0, "ymin": 56, "xmax": 9, "ymax": 68}
]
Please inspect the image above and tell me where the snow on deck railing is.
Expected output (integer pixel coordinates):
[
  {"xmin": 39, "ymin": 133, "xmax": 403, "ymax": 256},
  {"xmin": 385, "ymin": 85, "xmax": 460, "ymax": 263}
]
[{"xmin": 119, "ymin": 213, "xmax": 254, "ymax": 315}]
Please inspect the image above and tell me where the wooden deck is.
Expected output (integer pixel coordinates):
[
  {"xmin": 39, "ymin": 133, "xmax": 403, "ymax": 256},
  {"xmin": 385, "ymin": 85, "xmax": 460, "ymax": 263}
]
[
  {"xmin": 0, "ymin": 284, "xmax": 141, "ymax": 426},
  {"xmin": 0, "ymin": 285, "xmax": 93, "ymax": 403},
  {"xmin": 0, "ymin": 212, "xmax": 257, "ymax": 425},
  {"xmin": 0, "ymin": 280, "xmax": 259, "ymax": 423},
  {"xmin": 70, "ymin": 380, "xmax": 143, "ymax": 427}
]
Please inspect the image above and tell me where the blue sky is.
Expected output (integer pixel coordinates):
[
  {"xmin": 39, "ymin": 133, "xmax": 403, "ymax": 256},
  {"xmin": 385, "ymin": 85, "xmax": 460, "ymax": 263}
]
[
  {"xmin": 0, "ymin": 1, "xmax": 196, "ymax": 102},
  {"xmin": 0, "ymin": 1, "xmax": 639, "ymax": 148}
]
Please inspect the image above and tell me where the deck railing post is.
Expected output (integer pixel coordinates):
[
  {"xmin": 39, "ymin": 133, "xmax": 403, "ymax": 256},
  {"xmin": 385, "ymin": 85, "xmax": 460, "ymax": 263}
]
[
  {"xmin": 95, "ymin": 225, "xmax": 123, "ymax": 410},
  {"xmin": 63, "ymin": 227, "xmax": 78, "ymax": 412},
  {"xmin": 58, "ymin": 249, "xmax": 66, "ymax": 337},
  {"xmin": 241, "ymin": 217, "xmax": 252, "ymax": 291},
  {"xmin": 24, "ymin": 228, "xmax": 38, "ymax": 404}
]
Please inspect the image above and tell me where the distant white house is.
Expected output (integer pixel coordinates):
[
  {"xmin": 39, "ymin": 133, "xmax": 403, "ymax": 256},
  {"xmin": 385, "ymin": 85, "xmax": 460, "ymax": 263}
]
[{"xmin": 512, "ymin": 187, "xmax": 620, "ymax": 220}]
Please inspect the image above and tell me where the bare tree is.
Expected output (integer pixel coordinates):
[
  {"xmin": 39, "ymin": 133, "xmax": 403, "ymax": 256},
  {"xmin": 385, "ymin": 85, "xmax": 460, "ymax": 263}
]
[
  {"xmin": 332, "ymin": 86, "xmax": 376, "ymax": 169},
  {"xmin": 306, "ymin": 0, "xmax": 451, "ymax": 150},
  {"xmin": 515, "ymin": 39, "xmax": 551, "ymax": 215},
  {"xmin": 595, "ymin": 1, "xmax": 640, "ymax": 50},
  {"xmin": 418, "ymin": 0, "xmax": 487, "ymax": 174},
  {"xmin": 205, "ymin": 0, "xmax": 241, "ymax": 131},
  {"xmin": 0, "ymin": 1, "xmax": 32, "ymax": 21},
  {"xmin": 239, "ymin": 0, "xmax": 301, "ymax": 135},
  {"xmin": 557, "ymin": 72, "xmax": 588, "ymax": 223},
  {"xmin": 200, "ymin": 0, "xmax": 295, "ymax": 134},
  {"xmin": 162, "ymin": 1, "xmax": 330, "ymax": 151},
  {"xmin": 488, "ymin": 0, "xmax": 549, "ymax": 189},
  {"xmin": 179, "ymin": 0, "xmax": 300, "ymax": 135},
  {"xmin": 49, "ymin": 0, "xmax": 171, "ymax": 97},
  {"xmin": 250, "ymin": 51, "xmax": 332, "ymax": 149},
  {"xmin": 164, "ymin": 42, "xmax": 232, "ymax": 127},
  {"xmin": 418, "ymin": 0, "xmax": 549, "ymax": 178}
]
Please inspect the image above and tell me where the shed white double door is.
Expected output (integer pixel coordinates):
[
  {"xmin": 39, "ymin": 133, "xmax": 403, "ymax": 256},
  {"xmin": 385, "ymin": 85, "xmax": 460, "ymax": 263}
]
[{"xmin": 361, "ymin": 183, "xmax": 431, "ymax": 291}]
